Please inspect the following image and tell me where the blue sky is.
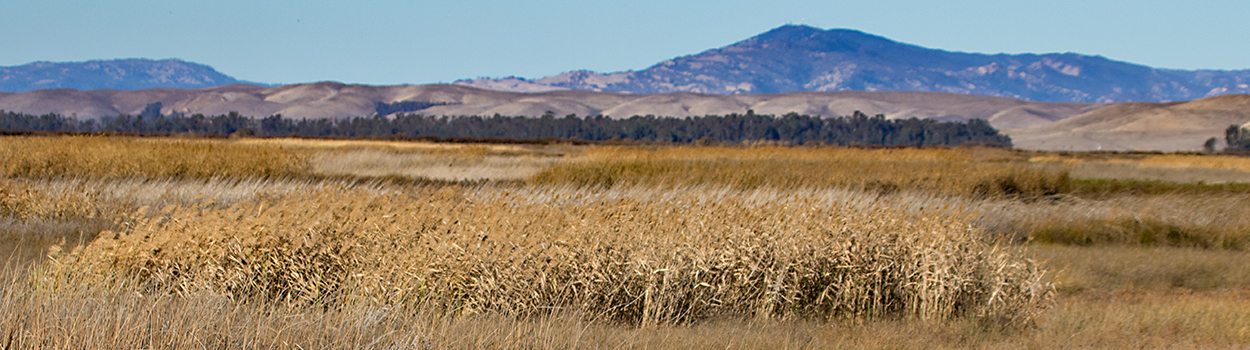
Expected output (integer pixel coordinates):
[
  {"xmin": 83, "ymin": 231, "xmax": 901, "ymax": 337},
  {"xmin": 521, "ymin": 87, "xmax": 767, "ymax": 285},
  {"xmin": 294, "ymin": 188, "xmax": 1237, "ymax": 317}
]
[{"xmin": 2, "ymin": 0, "xmax": 1246, "ymax": 85}]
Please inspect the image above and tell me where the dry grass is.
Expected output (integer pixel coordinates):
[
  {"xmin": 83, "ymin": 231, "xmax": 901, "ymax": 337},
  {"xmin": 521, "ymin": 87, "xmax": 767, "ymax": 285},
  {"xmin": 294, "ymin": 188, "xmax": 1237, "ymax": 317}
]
[
  {"xmin": 0, "ymin": 135, "xmax": 571, "ymax": 183},
  {"xmin": 6, "ymin": 136, "xmax": 1250, "ymax": 348},
  {"xmin": 0, "ymin": 177, "xmax": 378, "ymax": 266},
  {"xmin": 1029, "ymin": 245, "xmax": 1250, "ymax": 293},
  {"xmin": 523, "ymin": 146, "xmax": 1250, "ymax": 249},
  {"xmin": 1072, "ymin": 162, "xmax": 1250, "ymax": 184},
  {"xmin": 1134, "ymin": 154, "xmax": 1250, "ymax": 172},
  {"xmin": 533, "ymin": 146, "xmax": 1070, "ymax": 198},
  {"xmin": 0, "ymin": 136, "xmax": 308, "ymax": 179},
  {"xmin": 236, "ymin": 138, "xmax": 565, "ymax": 155},
  {"xmin": 45, "ymin": 184, "xmax": 1050, "ymax": 327},
  {"xmin": 244, "ymin": 138, "xmax": 569, "ymax": 181},
  {"xmin": 1, "ymin": 179, "xmax": 115, "ymax": 265},
  {"xmin": 0, "ymin": 265, "xmax": 598, "ymax": 349},
  {"xmin": 3, "ymin": 265, "xmax": 1246, "ymax": 349},
  {"xmin": 1021, "ymin": 246, "xmax": 1250, "ymax": 348},
  {"xmin": 310, "ymin": 149, "xmax": 558, "ymax": 181},
  {"xmin": 973, "ymin": 193, "xmax": 1250, "ymax": 249},
  {"xmin": 1033, "ymin": 153, "xmax": 1250, "ymax": 184}
]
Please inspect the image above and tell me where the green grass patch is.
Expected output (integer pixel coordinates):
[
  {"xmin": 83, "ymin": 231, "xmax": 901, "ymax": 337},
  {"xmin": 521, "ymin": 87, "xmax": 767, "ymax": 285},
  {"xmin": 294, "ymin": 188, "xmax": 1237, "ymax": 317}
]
[{"xmin": 1071, "ymin": 178, "xmax": 1250, "ymax": 198}]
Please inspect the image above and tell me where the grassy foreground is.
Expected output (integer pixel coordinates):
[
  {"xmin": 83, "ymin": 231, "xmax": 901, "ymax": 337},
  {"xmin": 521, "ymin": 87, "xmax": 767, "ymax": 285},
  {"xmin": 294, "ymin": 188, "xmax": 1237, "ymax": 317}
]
[{"xmin": 1, "ymin": 135, "xmax": 1249, "ymax": 348}]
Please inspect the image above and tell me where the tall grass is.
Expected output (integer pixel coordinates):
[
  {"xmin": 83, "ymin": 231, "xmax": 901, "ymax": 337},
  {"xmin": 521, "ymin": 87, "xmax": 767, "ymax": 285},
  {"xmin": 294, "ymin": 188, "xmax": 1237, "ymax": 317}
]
[
  {"xmin": 5, "ymin": 250, "xmax": 1246, "ymax": 349},
  {"xmin": 0, "ymin": 179, "xmax": 114, "ymax": 264},
  {"xmin": 532, "ymin": 146, "xmax": 1070, "ymax": 198},
  {"xmin": 0, "ymin": 136, "xmax": 308, "ymax": 179},
  {"xmin": 45, "ymin": 184, "xmax": 1051, "ymax": 327},
  {"xmin": 0, "ymin": 177, "xmax": 377, "ymax": 266}
]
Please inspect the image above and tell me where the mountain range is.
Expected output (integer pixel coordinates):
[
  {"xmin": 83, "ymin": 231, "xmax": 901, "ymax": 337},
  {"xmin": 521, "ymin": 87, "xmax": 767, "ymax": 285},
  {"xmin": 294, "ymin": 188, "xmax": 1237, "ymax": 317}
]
[
  {"xmin": 457, "ymin": 25, "xmax": 1250, "ymax": 103},
  {"xmin": 0, "ymin": 59, "xmax": 255, "ymax": 93},
  {"xmin": 5, "ymin": 26, "xmax": 1249, "ymax": 103}
]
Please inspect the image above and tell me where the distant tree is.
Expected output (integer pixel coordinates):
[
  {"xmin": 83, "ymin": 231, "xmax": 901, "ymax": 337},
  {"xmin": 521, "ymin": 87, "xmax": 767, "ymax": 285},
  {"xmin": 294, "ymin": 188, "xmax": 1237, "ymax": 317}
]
[
  {"xmin": 140, "ymin": 102, "xmax": 162, "ymax": 119},
  {"xmin": 374, "ymin": 101, "xmax": 447, "ymax": 116},
  {"xmin": 1226, "ymin": 125, "xmax": 1250, "ymax": 151},
  {"xmin": 259, "ymin": 114, "xmax": 293, "ymax": 136},
  {"xmin": 1204, "ymin": 137, "xmax": 1219, "ymax": 153}
]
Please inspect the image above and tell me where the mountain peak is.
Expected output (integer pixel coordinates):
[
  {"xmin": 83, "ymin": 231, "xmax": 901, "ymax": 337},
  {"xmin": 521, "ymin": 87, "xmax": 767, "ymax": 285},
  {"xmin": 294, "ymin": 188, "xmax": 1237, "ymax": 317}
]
[
  {"xmin": 746, "ymin": 25, "xmax": 897, "ymax": 51},
  {"xmin": 457, "ymin": 25, "xmax": 1250, "ymax": 102},
  {"xmin": 753, "ymin": 25, "xmax": 882, "ymax": 42},
  {"xmin": 752, "ymin": 24, "xmax": 823, "ymax": 41}
]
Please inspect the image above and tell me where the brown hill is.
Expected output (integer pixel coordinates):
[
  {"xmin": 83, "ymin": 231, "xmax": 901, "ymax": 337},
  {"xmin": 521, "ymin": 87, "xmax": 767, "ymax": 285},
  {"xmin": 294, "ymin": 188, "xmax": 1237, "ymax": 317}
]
[
  {"xmin": 0, "ymin": 82, "xmax": 1099, "ymax": 131},
  {"xmin": 11, "ymin": 83, "xmax": 1248, "ymax": 151},
  {"xmin": 1007, "ymin": 94, "xmax": 1250, "ymax": 151}
]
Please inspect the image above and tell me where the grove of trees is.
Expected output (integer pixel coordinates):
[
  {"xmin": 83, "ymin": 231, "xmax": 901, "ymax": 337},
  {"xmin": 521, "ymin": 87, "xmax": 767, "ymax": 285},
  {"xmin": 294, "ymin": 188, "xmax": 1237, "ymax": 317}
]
[
  {"xmin": 1226, "ymin": 125, "xmax": 1250, "ymax": 152},
  {"xmin": 0, "ymin": 107, "xmax": 1012, "ymax": 147}
]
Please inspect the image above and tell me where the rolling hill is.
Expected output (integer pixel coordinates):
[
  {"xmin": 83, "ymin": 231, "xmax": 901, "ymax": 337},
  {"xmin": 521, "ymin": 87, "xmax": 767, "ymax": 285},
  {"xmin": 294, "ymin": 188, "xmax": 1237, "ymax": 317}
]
[
  {"xmin": 4, "ymin": 82, "xmax": 1250, "ymax": 151},
  {"xmin": 1007, "ymin": 94, "xmax": 1250, "ymax": 151},
  {"xmin": 0, "ymin": 82, "xmax": 1099, "ymax": 130}
]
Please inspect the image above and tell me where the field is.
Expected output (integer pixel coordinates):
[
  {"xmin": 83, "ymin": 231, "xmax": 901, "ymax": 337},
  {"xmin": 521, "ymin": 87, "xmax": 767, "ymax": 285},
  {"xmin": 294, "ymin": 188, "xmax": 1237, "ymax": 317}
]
[{"xmin": 2, "ymin": 136, "xmax": 1249, "ymax": 348}]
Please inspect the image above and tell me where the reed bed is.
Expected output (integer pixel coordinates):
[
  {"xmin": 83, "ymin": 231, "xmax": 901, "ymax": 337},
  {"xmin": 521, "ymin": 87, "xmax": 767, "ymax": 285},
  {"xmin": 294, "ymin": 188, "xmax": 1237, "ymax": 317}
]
[
  {"xmin": 1, "ymin": 179, "xmax": 115, "ymax": 264},
  {"xmin": 0, "ymin": 177, "xmax": 390, "ymax": 267},
  {"xmin": 4, "ymin": 256, "xmax": 1245, "ymax": 349},
  {"xmin": 44, "ymin": 184, "xmax": 1051, "ymax": 327}
]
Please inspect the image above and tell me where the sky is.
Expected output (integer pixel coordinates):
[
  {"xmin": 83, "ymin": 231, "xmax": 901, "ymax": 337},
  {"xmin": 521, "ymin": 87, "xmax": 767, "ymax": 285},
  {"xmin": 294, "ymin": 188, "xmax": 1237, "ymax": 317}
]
[{"xmin": 2, "ymin": 0, "xmax": 1247, "ymax": 85}]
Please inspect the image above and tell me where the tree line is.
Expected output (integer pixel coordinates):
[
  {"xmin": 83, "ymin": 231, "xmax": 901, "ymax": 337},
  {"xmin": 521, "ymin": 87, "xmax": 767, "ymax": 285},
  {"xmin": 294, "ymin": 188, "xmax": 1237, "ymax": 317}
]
[{"xmin": 0, "ymin": 105, "xmax": 1012, "ymax": 147}]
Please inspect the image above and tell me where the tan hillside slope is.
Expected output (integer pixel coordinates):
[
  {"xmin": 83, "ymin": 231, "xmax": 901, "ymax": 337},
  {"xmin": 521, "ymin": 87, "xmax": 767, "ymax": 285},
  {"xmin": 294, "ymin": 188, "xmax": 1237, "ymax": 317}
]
[
  {"xmin": 1007, "ymin": 95, "xmax": 1250, "ymax": 151},
  {"xmin": 0, "ymin": 83, "xmax": 1100, "ymax": 132}
]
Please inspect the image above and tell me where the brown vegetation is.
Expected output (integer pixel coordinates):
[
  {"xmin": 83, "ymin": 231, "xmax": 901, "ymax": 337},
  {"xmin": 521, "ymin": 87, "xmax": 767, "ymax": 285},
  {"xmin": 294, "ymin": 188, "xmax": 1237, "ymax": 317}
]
[
  {"xmin": 44, "ymin": 184, "xmax": 1050, "ymax": 327},
  {"xmin": 1035, "ymin": 153, "xmax": 1250, "ymax": 184},
  {"xmin": 2, "ymin": 135, "xmax": 1249, "ymax": 348},
  {"xmin": 0, "ymin": 136, "xmax": 307, "ymax": 179},
  {"xmin": 532, "ymin": 146, "xmax": 1070, "ymax": 198}
]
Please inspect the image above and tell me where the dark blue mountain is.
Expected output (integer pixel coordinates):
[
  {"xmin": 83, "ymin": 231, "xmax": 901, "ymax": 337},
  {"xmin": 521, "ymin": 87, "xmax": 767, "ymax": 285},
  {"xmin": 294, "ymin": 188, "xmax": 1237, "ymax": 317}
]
[
  {"xmin": 459, "ymin": 25, "xmax": 1250, "ymax": 103},
  {"xmin": 0, "ymin": 58, "xmax": 257, "ymax": 92}
]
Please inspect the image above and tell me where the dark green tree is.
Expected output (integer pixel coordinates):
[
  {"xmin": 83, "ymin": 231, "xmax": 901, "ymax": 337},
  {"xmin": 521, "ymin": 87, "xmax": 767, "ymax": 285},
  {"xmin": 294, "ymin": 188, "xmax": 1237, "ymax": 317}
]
[{"xmin": 1226, "ymin": 125, "xmax": 1250, "ymax": 151}]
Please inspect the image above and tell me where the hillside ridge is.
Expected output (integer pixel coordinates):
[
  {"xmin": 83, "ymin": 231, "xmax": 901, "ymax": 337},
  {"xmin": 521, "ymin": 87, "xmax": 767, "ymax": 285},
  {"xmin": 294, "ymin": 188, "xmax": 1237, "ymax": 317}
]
[
  {"xmin": 0, "ymin": 58, "xmax": 256, "ymax": 92},
  {"xmin": 456, "ymin": 25, "xmax": 1250, "ymax": 103}
]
